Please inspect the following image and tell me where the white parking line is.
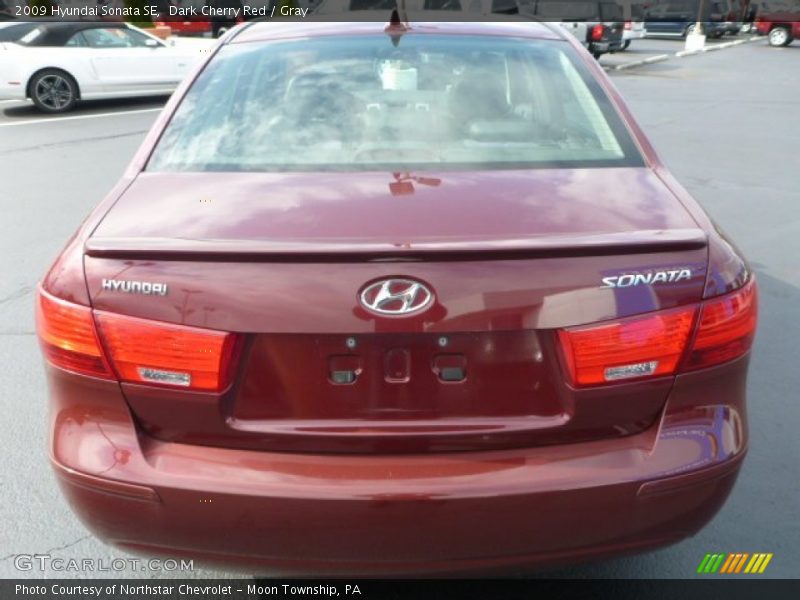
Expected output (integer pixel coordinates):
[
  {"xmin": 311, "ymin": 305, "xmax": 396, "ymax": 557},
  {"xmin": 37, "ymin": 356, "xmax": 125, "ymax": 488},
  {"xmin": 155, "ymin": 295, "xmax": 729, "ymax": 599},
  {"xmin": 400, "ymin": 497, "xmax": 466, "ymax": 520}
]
[{"xmin": 0, "ymin": 107, "xmax": 162, "ymax": 128}]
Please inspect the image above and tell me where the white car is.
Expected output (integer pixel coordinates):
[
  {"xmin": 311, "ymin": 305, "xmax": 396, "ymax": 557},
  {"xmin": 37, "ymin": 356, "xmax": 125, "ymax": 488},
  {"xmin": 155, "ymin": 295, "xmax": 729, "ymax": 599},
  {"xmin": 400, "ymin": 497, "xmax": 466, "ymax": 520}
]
[
  {"xmin": 0, "ymin": 22, "xmax": 214, "ymax": 113},
  {"xmin": 622, "ymin": 21, "xmax": 648, "ymax": 49}
]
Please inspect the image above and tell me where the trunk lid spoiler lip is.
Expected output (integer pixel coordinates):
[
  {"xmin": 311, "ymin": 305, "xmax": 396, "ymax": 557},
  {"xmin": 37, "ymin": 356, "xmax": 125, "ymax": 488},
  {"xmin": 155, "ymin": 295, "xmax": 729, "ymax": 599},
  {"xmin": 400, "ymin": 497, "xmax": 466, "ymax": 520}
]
[{"xmin": 84, "ymin": 229, "xmax": 708, "ymax": 262}]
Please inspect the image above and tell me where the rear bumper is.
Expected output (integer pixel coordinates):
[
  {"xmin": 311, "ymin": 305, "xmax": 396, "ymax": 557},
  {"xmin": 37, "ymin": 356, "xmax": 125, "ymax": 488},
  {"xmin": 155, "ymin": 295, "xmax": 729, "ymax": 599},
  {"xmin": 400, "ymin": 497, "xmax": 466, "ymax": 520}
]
[
  {"xmin": 49, "ymin": 358, "xmax": 749, "ymax": 575},
  {"xmin": 705, "ymin": 23, "xmax": 730, "ymax": 35},
  {"xmin": 588, "ymin": 41, "xmax": 610, "ymax": 55},
  {"xmin": 623, "ymin": 29, "xmax": 647, "ymax": 41}
]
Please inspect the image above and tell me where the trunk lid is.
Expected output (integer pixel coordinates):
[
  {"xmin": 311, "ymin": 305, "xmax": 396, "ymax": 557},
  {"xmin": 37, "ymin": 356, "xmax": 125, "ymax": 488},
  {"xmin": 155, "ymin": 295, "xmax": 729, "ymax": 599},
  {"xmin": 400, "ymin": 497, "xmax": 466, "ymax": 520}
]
[{"xmin": 85, "ymin": 169, "xmax": 707, "ymax": 454}]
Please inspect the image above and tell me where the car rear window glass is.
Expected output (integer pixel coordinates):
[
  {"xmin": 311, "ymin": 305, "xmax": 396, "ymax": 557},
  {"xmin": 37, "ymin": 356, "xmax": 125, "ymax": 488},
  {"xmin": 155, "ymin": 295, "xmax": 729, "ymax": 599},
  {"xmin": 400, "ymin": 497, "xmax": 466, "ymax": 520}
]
[
  {"xmin": 17, "ymin": 27, "xmax": 43, "ymax": 46},
  {"xmin": 148, "ymin": 34, "xmax": 644, "ymax": 172},
  {"xmin": 65, "ymin": 32, "xmax": 89, "ymax": 48}
]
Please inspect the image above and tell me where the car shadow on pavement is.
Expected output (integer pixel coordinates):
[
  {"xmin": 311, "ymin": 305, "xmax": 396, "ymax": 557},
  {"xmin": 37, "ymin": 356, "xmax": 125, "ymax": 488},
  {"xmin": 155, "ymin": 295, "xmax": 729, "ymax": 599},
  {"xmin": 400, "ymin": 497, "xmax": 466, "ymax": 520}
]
[
  {"xmin": 2, "ymin": 95, "xmax": 170, "ymax": 119},
  {"xmin": 757, "ymin": 44, "xmax": 800, "ymax": 51}
]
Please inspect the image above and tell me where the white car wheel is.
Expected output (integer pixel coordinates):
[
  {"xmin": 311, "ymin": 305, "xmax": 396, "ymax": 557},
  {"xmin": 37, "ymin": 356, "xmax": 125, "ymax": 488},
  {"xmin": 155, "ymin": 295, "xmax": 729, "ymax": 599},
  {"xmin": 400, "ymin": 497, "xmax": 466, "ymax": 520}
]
[
  {"xmin": 30, "ymin": 69, "xmax": 78, "ymax": 114},
  {"xmin": 768, "ymin": 27, "xmax": 791, "ymax": 47}
]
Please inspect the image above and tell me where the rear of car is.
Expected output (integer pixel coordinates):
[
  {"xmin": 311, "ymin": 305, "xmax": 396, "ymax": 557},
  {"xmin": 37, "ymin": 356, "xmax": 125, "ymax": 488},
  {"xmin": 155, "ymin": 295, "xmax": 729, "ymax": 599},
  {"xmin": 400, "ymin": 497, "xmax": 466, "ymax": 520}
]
[
  {"xmin": 520, "ymin": 0, "xmax": 625, "ymax": 57},
  {"xmin": 0, "ymin": 52, "xmax": 22, "ymax": 101},
  {"xmin": 623, "ymin": 20, "xmax": 648, "ymax": 41},
  {"xmin": 37, "ymin": 21, "xmax": 756, "ymax": 574},
  {"xmin": 154, "ymin": 0, "xmax": 213, "ymax": 36},
  {"xmin": 622, "ymin": 2, "xmax": 648, "ymax": 47},
  {"xmin": 153, "ymin": 19, "xmax": 212, "ymax": 36},
  {"xmin": 0, "ymin": 28, "xmax": 38, "ymax": 102}
]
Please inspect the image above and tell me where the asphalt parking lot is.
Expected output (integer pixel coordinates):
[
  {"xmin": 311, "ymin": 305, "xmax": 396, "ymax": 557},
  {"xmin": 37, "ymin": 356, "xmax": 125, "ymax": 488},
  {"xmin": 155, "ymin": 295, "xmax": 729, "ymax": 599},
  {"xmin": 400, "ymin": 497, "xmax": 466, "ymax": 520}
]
[{"xmin": 1, "ymin": 35, "xmax": 798, "ymax": 579}]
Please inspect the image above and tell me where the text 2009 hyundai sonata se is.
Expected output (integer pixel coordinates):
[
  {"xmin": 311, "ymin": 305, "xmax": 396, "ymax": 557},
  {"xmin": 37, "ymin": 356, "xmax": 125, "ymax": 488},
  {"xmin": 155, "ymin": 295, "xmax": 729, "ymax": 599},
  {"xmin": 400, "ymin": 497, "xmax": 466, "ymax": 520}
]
[{"xmin": 37, "ymin": 20, "xmax": 757, "ymax": 575}]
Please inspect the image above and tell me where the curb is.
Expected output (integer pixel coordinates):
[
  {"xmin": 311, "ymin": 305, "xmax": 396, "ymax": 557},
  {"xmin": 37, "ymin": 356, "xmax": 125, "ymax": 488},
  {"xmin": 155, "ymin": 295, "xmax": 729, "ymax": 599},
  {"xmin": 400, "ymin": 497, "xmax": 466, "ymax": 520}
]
[
  {"xmin": 615, "ymin": 53, "xmax": 670, "ymax": 69},
  {"xmin": 611, "ymin": 35, "xmax": 762, "ymax": 71}
]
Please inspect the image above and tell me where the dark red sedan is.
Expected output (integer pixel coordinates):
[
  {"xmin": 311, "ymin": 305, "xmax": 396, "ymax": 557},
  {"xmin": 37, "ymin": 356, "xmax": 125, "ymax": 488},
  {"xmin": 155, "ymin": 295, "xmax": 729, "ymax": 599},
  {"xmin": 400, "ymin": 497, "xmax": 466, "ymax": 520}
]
[{"xmin": 37, "ymin": 19, "xmax": 757, "ymax": 575}]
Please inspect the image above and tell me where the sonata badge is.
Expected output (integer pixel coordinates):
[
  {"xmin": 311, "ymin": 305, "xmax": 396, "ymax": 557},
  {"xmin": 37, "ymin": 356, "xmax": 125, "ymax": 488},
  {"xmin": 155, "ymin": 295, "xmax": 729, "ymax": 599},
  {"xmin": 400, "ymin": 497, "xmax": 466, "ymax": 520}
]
[{"xmin": 601, "ymin": 268, "xmax": 693, "ymax": 289}]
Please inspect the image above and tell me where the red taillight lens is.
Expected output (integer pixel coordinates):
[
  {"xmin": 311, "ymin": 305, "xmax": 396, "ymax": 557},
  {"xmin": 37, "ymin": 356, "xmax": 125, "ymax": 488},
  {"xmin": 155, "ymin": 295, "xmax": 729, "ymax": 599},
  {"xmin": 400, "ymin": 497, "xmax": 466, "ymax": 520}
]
[
  {"xmin": 36, "ymin": 287, "xmax": 240, "ymax": 391},
  {"xmin": 95, "ymin": 312, "xmax": 240, "ymax": 392},
  {"xmin": 684, "ymin": 278, "xmax": 757, "ymax": 370},
  {"xmin": 558, "ymin": 306, "xmax": 697, "ymax": 386},
  {"xmin": 624, "ymin": 20, "xmax": 633, "ymax": 30},
  {"xmin": 36, "ymin": 288, "xmax": 113, "ymax": 379},
  {"xmin": 591, "ymin": 24, "xmax": 606, "ymax": 41},
  {"xmin": 557, "ymin": 278, "xmax": 758, "ymax": 387}
]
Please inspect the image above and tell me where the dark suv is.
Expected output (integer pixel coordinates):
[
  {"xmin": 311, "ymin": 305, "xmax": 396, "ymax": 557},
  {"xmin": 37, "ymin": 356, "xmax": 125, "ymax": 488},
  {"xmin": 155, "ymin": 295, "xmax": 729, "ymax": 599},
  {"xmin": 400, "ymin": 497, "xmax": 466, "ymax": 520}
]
[{"xmin": 644, "ymin": 0, "xmax": 734, "ymax": 38}]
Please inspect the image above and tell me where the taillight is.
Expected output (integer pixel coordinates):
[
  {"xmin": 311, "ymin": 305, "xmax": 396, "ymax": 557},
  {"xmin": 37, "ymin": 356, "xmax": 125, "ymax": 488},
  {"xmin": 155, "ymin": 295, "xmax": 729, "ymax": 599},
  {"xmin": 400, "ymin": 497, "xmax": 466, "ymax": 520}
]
[
  {"xmin": 95, "ymin": 312, "xmax": 240, "ymax": 392},
  {"xmin": 591, "ymin": 24, "xmax": 606, "ymax": 41},
  {"xmin": 36, "ymin": 287, "xmax": 240, "ymax": 391},
  {"xmin": 684, "ymin": 278, "xmax": 757, "ymax": 370},
  {"xmin": 558, "ymin": 306, "xmax": 697, "ymax": 386},
  {"xmin": 624, "ymin": 20, "xmax": 633, "ymax": 30},
  {"xmin": 36, "ymin": 288, "xmax": 113, "ymax": 379},
  {"xmin": 557, "ymin": 278, "xmax": 757, "ymax": 387}
]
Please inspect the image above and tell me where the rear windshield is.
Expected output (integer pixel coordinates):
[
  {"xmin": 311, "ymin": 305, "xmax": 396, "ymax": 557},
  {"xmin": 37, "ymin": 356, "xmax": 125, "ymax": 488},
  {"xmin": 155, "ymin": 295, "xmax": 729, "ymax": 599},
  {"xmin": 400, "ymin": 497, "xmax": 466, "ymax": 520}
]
[
  {"xmin": 16, "ymin": 26, "xmax": 43, "ymax": 46},
  {"xmin": 148, "ymin": 34, "xmax": 644, "ymax": 173}
]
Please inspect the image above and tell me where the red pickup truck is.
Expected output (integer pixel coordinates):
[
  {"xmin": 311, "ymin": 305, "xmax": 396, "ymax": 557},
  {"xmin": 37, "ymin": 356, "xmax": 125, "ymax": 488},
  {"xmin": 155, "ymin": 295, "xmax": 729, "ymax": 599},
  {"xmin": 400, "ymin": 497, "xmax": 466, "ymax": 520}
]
[{"xmin": 756, "ymin": 7, "xmax": 800, "ymax": 46}]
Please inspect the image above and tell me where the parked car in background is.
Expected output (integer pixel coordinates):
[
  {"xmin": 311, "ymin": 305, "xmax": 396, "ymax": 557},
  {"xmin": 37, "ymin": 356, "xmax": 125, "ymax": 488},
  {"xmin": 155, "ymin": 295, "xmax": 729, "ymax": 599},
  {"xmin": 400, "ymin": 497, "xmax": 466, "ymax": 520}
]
[
  {"xmin": 644, "ymin": 0, "xmax": 733, "ymax": 38},
  {"xmin": 320, "ymin": 0, "xmax": 624, "ymax": 59},
  {"xmin": 518, "ymin": 0, "xmax": 625, "ymax": 57},
  {"xmin": 152, "ymin": 19, "xmax": 212, "ymax": 37},
  {"xmin": 617, "ymin": 1, "xmax": 648, "ymax": 49},
  {"xmin": 718, "ymin": 0, "xmax": 744, "ymax": 34},
  {"xmin": 754, "ymin": 1, "xmax": 800, "ymax": 45},
  {"xmin": 314, "ymin": 0, "xmax": 516, "ymax": 15},
  {"xmin": 153, "ymin": 0, "xmax": 248, "ymax": 38},
  {"xmin": 37, "ymin": 19, "xmax": 756, "ymax": 576},
  {"xmin": 153, "ymin": 0, "xmax": 213, "ymax": 37},
  {"xmin": 740, "ymin": 0, "xmax": 765, "ymax": 32},
  {"xmin": 622, "ymin": 20, "xmax": 648, "ymax": 48},
  {"xmin": 207, "ymin": 0, "xmax": 245, "ymax": 38},
  {"xmin": 0, "ymin": 22, "xmax": 211, "ymax": 113}
]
